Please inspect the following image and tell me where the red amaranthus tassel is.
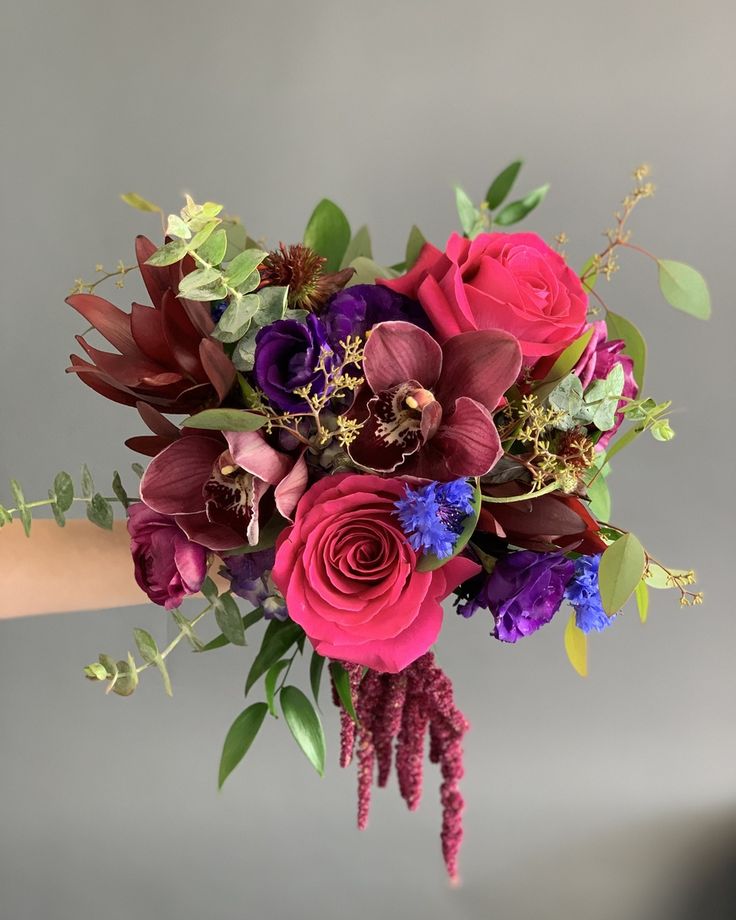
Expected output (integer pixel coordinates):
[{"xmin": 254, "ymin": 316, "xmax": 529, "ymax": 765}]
[{"xmin": 334, "ymin": 652, "xmax": 469, "ymax": 883}]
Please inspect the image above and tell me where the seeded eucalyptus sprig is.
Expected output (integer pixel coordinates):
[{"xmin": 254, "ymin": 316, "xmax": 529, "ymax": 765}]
[{"xmin": 0, "ymin": 465, "xmax": 139, "ymax": 536}]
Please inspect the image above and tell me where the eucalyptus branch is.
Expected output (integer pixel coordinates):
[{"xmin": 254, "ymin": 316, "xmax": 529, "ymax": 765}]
[{"xmin": 70, "ymin": 261, "xmax": 138, "ymax": 296}]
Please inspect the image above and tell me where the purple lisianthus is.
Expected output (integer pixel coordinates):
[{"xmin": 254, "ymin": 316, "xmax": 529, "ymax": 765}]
[
  {"xmin": 127, "ymin": 503, "xmax": 208, "ymax": 610},
  {"xmin": 573, "ymin": 320, "xmax": 638, "ymax": 448},
  {"xmin": 320, "ymin": 284, "xmax": 428, "ymax": 345},
  {"xmin": 253, "ymin": 313, "xmax": 334, "ymax": 413},
  {"xmin": 459, "ymin": 550, "xmax": 574, "ymax": 643},
  {"xmin": 221, "ymin": 548, "xmax": 287, "ymax": 620}
]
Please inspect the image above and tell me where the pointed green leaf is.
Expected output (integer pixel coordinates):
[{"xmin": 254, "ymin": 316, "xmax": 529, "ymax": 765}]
[
  {"xmin": 329, "ymin": 662, "xmax": 358, "ymax": 723},
  {"xmin": 532, "ymin": 327, "xmax": 594, "ymax": 400},
  {"xmin": 133, "ymin": 627, "xmax": 159, "ymax": 664},
  {"xmin": 165, "ymin": 214, "xmax": 192, "ymax": 240},
  {"xmin": 657, "ymin": 259, "xmax": 711, "ymax": 320},
  {"xmin": 53, "ymin": 472, "xmax": 74, "ymax": 512},
  {"xmin": 120, "ymin": 192, "xmax": 162, "ymax": 213},
  {"xmin": 454, "ymin": 185, "xmax": 479, "ymax": 236},
  {"xmin": 309, "ymin": 650, "xmax": 326, "ymax": 708},
  {"xmin": 485, "ymin": 160, "xmax": 523, "ymax": 210},
  {"xmin": 564, "ymin": 611, "xmax": 588, "ymax": 677},
  {"xmin": 182, "ymin": 408, "xmax": 267, "ymax": 432},
  {"xmin": 214, "ymin": 593, "xmax": 246, "ymax": 647},
  {"xmin": 80, "ymin": 464, "xmax": 95, "ymax": 498},
  {"xmin": 131, "ymin": 463, "xmax": 145, "ymax": 479},
  {"xmin": 265, "ymin": 659, "xmax": 291, "ymax": 717},
  {"xmin": 494, "ymin": 183, "xmax": 549, "ymax": 226},
  {"xmin": 199, "ymin": 608, "xmax": 263, "ymax": 652},
  {"xmin": 245, "ymin": 621, "xmax": 302, "ymax": 695},
  {"xmin": 179, "ymin": 267, "xmax": 221, "ymax": 293},
  {"xmin": 10, "ymin": 479, "xmax": 31, "ymax": 537},
  {"xmin": 585, "ymin": 468, "xmax": 611, "ymax": 522},
  {"xmin": 280, "ymin": 685, "xmax": 326, "ymax": 776},
  {"xmin": 341, "ymin": 225, "xmax": 372, "ymax": 268},
  {"xmin": 346, "ymin": 257, "xmax": 399, "ymax": 286},
  {"xmin": 48, "ymin": 492, "xmax": 66, "ymax": 527},
  {"xmin": 635, "ymin": 579, "xmax": 649, "ymax": 624},
  {"xmin": 218, "ymin": 702, "xmax": 269, "ymax": 788},
  {"xmin": 111, "ymin": 471, "xmax": 130, "ymax": 509},
  {"xmin": 605, "ymin": 310, "xmax": 647, "ymax": 390},
  {"xmin": 405, "ymin": 225, "xmax": 427, "ymax": 270},
  {"xmin": 188, "ymin": 220, "xmax": 219, "ymax": 251},
  {"xmin": 87, "ymin": 493, "xmax": 114, "ymax": 530},
  {"xmin": 598, "ymin": 532, "xmax": 646, "ymax": 615},
  {"xmin": 303, "ymin": 199, "xmax": 351, "ymax": 272}
]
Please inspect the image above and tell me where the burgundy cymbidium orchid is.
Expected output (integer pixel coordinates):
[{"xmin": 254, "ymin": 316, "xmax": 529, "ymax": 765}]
[
  {"xmin": 140, "ymin": 430, "xmax": 307, "ymax": 552},
  {"xmin": 66, "ymin": 236, "xmax": 235, "ymax": 414},
  {"xmin": 347, "ymin": 321, "xmax": 522, "ymax": 481}
]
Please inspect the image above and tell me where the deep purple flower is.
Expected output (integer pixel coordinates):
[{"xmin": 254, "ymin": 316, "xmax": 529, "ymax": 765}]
[
  {"xmin": 459, "ymin": 550, "xmax": 574, "ymax": 642},
  {"xmin": 253, "ymin": 313, "xmax": 334, "ymax": 412},
  {"xmin": 221, "ymin": 548, "xmax": 287, "ymax": 620},
  {"xmin": 321, "ymin": 284, "xmax": 428, "ymax": 344},
  {"xmin": 573, "ymin": 320, "xmax": 638, "ymax": 448},
  {"xmin": 127, "ymin": 503, "xmax": 208, "ymax": 610}
]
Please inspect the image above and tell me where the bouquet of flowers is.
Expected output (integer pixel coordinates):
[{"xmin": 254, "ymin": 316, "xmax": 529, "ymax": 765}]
[{"xmin": 2, "ymin": 162, "xmax": 709, "ymax": 881}]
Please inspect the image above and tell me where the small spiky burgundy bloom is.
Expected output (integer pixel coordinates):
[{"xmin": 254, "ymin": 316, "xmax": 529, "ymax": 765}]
[
  {"xmin": 259, "ymin": 242, "xmax": 354, "ymax": 312},
  {"xmin": 335, "ymin": 652, "xmax": 469, "ymax": 883}
]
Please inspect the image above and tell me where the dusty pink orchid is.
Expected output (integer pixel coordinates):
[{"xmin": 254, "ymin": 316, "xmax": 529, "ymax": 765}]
[
  {"xmin": 140, "ymin": 430, "xmax": 308, "ymax": 552},
  {"xmin": 347, "ymin": 321, "xmax": 522, "ymax": 480}
]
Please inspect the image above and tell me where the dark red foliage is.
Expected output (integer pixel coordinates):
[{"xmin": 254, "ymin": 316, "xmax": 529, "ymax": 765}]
[{"xmin": 67, "ymin": 236, "xmax": 235, "ymax": 414}]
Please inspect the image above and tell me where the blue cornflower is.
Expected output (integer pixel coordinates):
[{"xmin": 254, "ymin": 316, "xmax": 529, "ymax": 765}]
[
  {"xmin": 565, "ymin": 554, "xmax": 614, "ymax": 633},
  {"xmin": 394, "ymin": 479, "xmax": 475, "ymax": 559}
]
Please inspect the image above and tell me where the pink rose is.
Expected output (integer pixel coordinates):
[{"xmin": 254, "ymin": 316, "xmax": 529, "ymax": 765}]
[
  {"xmin": 271, "ymin": 474, "xmax": 479, "ymax": 673},
  {"xmin": 572, "ymin": 320, "xmax": 638, "ymax": 448},
  {"xmin": 382, "ymin": 232, "xmax": 587, "ymax": 361},
  {"xmin": 127, "ymin": 503, "xmax": 208, "ymax": 609}
]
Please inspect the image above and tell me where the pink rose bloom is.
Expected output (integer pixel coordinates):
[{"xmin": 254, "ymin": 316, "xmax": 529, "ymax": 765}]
[
  {"xmin": 382, "ymin": 232, "xmax": 587, "ymax": 362},
  {"xmin": 572, "ymin": 320, "xmax": 638, "ymax": 448},
  {"xmin": 127, "ymin": 503, "xmax": 208, "ymax": 609},
  {"xmin": 271, "ymin": 474, "xmax": 480, "ymax": 673}
]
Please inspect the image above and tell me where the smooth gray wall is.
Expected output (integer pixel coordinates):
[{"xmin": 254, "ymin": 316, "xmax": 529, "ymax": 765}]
[{"xmin": 1, "ymin": 2, "xmax": 734, "ymax": 919}]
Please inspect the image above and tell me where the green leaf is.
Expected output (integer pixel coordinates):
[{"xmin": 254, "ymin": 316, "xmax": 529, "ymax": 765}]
[
  {"xmin": 494, "ymin": 183, "xmax": 549, "ymax": 226},
  {"xmin": 265, "ymin": 659, "xmax": 291, "ymax": 717},
  {"xmin": 86, "ymin": 493, "xmax": 114, "ymax": 530},
  {"xmin": 455, "ymin": 186, "xmax": 479, "ymax": 236},
  {"xmin": 182, "ymin": 408, "xmax": 267, "ymax": 432},
  {"xmin": 48, "ymin": 492, "xmax": 66, "ymax": 527},
  {"xmin": 532, "ymin": 327, "xmax": 594, "ymax": 400},
  {"xmin": 605, "ymin": 310, "xmax": 647, "ymax": 390},
  {"xmin": 346, "ymin": 257, "xmax": 399, "ymax": 286},
  {"xmin": 145, "ymin": 239, "xmax": 188, "ymax": 267},
  {"xmin": 166, "ymin": 214, "xmax": 192, "ymax": 239},
  {"xmin": 485, "ymin": 160, "xmax": 523, "ymax": 210},
  {"xmin": 223, "ymin": 221, "xmax": 249, "ymax": 261},
  {"xmin": 224, "ymin": 249, "xmax": 267, "ymax": 288},
  {"xmin": 110, "ymin": 655, "xmax": 138, "ymax": 696},
  {"xmin": 329, "ymin": 662, "xmax": 358, "ymax": 723},
  {"xmin": 303, "ymin": 199, "xmax": 351, "ymax": 272},
  {"xmin": 253, "ymin": 286, "xmax": 288, "ymax": 325},
  {"xmin": 120, "ymin": 192, "xmax": 162, "ymax": 213},
  {"xmin": 131, "ymin": 462, "xmax": 145, "ymax": 479},
  {"xmin": 179, "ymin": 267, "xmax": 221, "ymax": 293},
  {"xmin": 417, "ymin": 478, "xmax": 482, "ymax": 572},
  {"xmin": 178, "ymin": 283, "xmax": 228, "ymax": 302},
  {"xmin": 657, "ymin": 259, "xmax": 711, "ymax": 320},
  {"xmin": 188, "ymin": 220, "xmax": 219, "ymax": 252},
  {"xmin": 280, "ymin": 685, "xmax": 326, "ymax": 776},
  {"xmin": 585, "ymin": 466, "xmax": 611, "ymax": 522},
  {"xmin": 53, "ymin": 472, "xmax": 74, "ymax": 512},
  {"xmin": 564, "ymin": 611, "xmax": 588, "ymax": 677},
  {"xmin": 80, "ymin": 464, "xmax": 95, "ymax": 498},
  {"xmin": 199, "ymin": 608, "xmax": 263, "ymax": 652},
  {"xmin": 218, "ymin": 702, "xmax": 269, "ymax": 788},
  {"xmin": 214, "ymin": 593, "xmax": 246, "ymax": 647},
  {"xmin": 341, "ymin": 225, "xmax": 372, "ymax": 268},
  {"xmin": 405, "ymin": 225, "xmax": 427, "ymax": 271},
  {"xmin": 196, "ymin": 228, "xmax": 228, "ymax": 266},
  {"xmin": 245, "ymin": 621, "xmax": 302, "ymax": 695},
  {"xmin": 84, "ymin": 661, "xmax": 109, "ymax": 681},
  {"xmin": 309, "ymin": 650, "xmax": 326, "ymax": 707},
  {"xmin": 580, "ymin": 256, "xmax": 598, "ymax": 292},
  {"xmin": 598, "ymin": 532, "xmax": 647, "ymax": 616},
  {"xmin": 635, "ymin": 579, "xmax": 649, "ymax": 624},
  {"xmin": 111, "ymin": 471, "xmax": 130, "ymax": 509},
  {"xmin": 211, "ymin": 294, "xmax": 260, "ymax": 343},
  {"xmin": 10, "ymin": 479, "xmax": 31, "ymax": 537},
  {"xmin": 601, "ymin": 426, "xmax": 642, "ymax": 466},
  {"xmin": 133, "ymin": 627, "xmax": 159, "ymax": 664},
  {"xmin": 0, "ymin": 505, "xmax": 12, "ymax": 527}
]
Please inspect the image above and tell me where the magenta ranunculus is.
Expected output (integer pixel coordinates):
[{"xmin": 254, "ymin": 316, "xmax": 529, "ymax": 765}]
[
  {"xmin": 382, "ymin": 232, "xmax": 588, "ymax": 362},
  {"xmin": 572, "ymin": 320, "xmax": 639, "ymax": 448},
  {"xmin": 127, "ymin": 503, "xmax": 208, "ymax": 610},
  {"xmin": 271, "ymin": 473, "xmax": 480, "ymax": 673}
]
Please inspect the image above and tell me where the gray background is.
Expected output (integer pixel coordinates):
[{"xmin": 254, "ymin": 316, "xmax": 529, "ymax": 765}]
[{"xmin": 1, "ymin": 2, "xmax": 734, "ymax": 918}]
